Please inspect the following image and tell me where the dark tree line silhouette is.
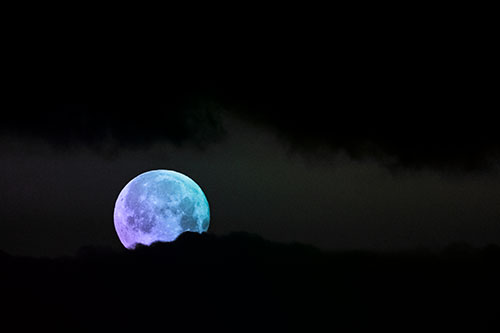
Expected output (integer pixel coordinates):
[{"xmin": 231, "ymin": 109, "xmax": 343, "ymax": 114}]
[{"xmin": 1, "ymin": 233, "xmax": 499, "ymax": 332}]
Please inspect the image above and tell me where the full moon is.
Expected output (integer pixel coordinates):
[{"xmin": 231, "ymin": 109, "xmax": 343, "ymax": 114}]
[{"xmin": 113, "ymin": 170, "xmax": 210, "ymax": 249}]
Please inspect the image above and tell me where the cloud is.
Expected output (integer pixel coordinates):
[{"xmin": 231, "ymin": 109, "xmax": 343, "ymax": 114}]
[
  {"xmin": 209, "ymin": 63, "xmax": 498, "ymax": 171},
  {"xmin": 2, "ymin": 232, "xmax": 500, "ymax": 332},
  {"xmin": 1, "ymin": 46, "xmax": 496, "ymax": 171},
  {"xmin": 0, "ymin": 102, "xmax": 226, "ymax": 150}
]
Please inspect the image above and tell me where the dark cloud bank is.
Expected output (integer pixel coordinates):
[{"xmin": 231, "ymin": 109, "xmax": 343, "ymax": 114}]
[
  {"xmin": 0, "ymin": 103, "xmax": 226, "ymax": 150},
  {"xmin": 1, "ymin": 233, "xmax": 499, "ymax": 332},
  {"xmin": 2, "ymin": 88, "xmax": 498, "ymax": 172},
  {"xmin": 1, "ymin": 26, "xmax": 497, "ymax": 172},
  {"xmin": 3, "ymin": 5, "xmax": 497, "ymax": 172}
]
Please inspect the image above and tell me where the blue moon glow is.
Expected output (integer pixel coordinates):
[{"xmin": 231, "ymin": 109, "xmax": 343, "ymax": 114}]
[{"xmin": 114, "ymin": 170, "xmax": 210, "ymax": 249}]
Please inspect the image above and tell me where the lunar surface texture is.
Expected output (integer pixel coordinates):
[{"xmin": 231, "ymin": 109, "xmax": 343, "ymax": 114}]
[{"xmin": 114, "ymin": 170, "xmax": 210, "ymax": 249}]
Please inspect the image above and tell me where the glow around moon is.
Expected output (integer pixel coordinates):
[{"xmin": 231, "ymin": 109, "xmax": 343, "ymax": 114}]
[{"xmin": 113, "ymin": 170, "xmax": 210, "ymax": 249}]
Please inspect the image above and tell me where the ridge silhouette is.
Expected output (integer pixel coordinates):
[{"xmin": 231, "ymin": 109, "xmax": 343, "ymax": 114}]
[{"xmin": 1, "ymin": 233, "xmax": 499, "ymax": 332}]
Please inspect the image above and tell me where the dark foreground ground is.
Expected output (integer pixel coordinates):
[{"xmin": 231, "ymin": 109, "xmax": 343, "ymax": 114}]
[{"xmin": 1, "ymin": 233, "xmax": 499, "ymax": 332}]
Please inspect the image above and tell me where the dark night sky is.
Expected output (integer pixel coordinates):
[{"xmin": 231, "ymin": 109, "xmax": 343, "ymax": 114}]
[
  {"xmin": 3, "ymin": 11, "xmax": 500, "ymax": 333},
  {"xmin": 1, "ymin": 16, "xmax": 498, "ymax": 257}
]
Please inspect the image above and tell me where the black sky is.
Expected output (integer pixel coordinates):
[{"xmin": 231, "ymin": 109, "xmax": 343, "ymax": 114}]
[{"xmin": 1, "ymin": 14, "xmax": 498, "ymax": 256}]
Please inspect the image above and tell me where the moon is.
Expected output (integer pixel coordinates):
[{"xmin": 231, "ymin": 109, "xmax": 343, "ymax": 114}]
[{"xmin": 113, "ymin": 170, "xmax": 210, "ymax": 249}]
